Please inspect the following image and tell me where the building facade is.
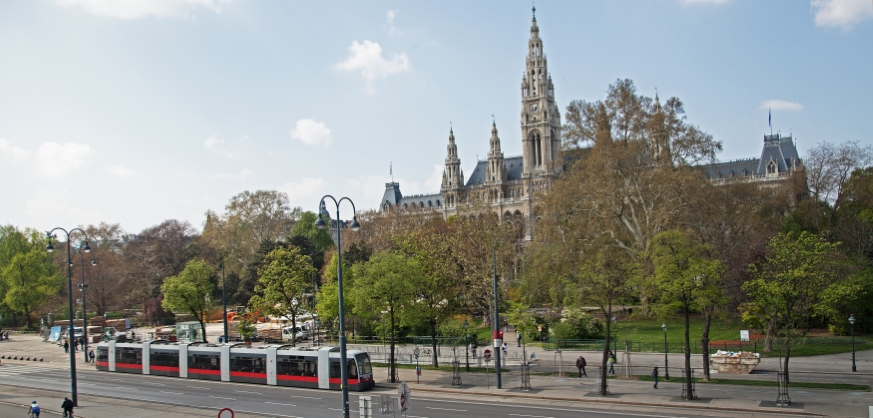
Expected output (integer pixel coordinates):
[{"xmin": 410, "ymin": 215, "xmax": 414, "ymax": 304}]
[{"xmin": 380, "ymin": 10, "xmax": 559, "ymax": 241}]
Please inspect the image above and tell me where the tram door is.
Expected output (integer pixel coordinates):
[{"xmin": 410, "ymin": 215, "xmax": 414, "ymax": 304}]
[{"xmin": 317, "ymin": 347, "xmax": 332, "ymax": 389}]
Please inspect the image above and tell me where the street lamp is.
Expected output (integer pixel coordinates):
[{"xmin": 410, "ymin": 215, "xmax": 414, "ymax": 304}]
[
  {"xmin": 661, "ymin": 321, "xmax": 670, "ymax": 380},
  {"xmin": 463, "ymin": 319, "xmax": 470, "ymax": 372},
  {"xmin": 849, "ymin": 314, "xmax": 857, "ymax": 372},
  {"xmin": 47, "ymin": 227, "xmax": 90, "ymax": 407},
  {"xmin": 221, "ymin": 259, "xmax": 228, "ymax": 344},
  {"xmin": 315, "ymin": 195, "xmax": 360, "ymax": 418},
  {"xmin": 76, "ymin": 249, "xmax": 96, "ymax": 362},
  {"xmin": 612, "ymin": 315, "xmax": 618, "ymax": 354}
]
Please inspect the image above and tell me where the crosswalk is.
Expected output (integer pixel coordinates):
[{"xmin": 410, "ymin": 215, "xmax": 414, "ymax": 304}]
[{"xmin": 0, "ymin": 362, "xmax": 67, "ymax": 377}]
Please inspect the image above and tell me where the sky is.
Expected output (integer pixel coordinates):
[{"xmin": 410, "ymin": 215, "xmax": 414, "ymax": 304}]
[{"xmin": 1, "ymin": 0, "xmax": 872, "ymax": 235}]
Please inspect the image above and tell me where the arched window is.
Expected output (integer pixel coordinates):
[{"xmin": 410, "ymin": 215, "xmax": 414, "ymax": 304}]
[{"xmin": 767, "ymin": 161, "xmax": 777, "ymax": 174}]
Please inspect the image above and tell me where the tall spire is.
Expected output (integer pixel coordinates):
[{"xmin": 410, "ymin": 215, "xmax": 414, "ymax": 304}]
[{"xmin": 530, "ymin": 4, "xmax": 539, "ymax": 37}]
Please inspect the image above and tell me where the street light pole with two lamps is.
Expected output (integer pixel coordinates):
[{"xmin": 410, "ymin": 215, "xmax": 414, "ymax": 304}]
[
  {"xmin": 314, "ymin": 196, "xmax": 360, "ymax": 418},
  {"xmin": 47, "ymin": 227, "xmax": 91, "ymax": 407},
  {"xmin": 75, "ymin": 249, "xmax": 96, "ymax": 362}
]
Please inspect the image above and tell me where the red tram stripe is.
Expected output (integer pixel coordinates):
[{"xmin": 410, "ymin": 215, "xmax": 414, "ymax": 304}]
[
  {"xmin": 276, "ymin": 375, "xmax": 318, "ymax": 383},
  {"xmin": 150, "ymin": 365, "xmax": 180, "ymax": 372},
  {"xmin": 115, "ymin": 363, "xmax": 143, "ymax": 370},
  {"xmin": 188, "ymin": 368, "xmax": 221, "ymax": 375},
  {"xmin": 96, "ymin": 361, "xmax": 108, "ymax": 367},
  {"xmin": 230, "ymin": 371, "xmax": 267, "ymax": 379}
]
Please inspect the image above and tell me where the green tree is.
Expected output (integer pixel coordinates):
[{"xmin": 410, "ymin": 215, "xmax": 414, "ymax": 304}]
[
  {"xmin": 351, "ymin": 251, "xmax": 418, "ymax": 382},
  {"xmin": 743, "ymin": 232, "xmax": 840, "ymax": 383},
  {"xmin": 161, "ymin": 260, "xmax": 216, "ymax": 342},
  {"xmin": 2, "ymin": 250, "xmax": 62, "ymax": 330},
  {"xmin": 249, "ymin": 247, "xmax": 316, "ymax": 346},
  {"xmin": 650, "ymin": 229, "xmax": 723, "ymax": 390},
  {"xmin": 291, "ymin": 212, "xmax": 335, "ymax": 254}
]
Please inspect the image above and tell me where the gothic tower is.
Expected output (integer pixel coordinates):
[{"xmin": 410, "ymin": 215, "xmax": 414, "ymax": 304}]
[
  {"xmin": 520, "ymin": 7, "xmax": 561, "ymax": 177},
  {"xmin": 440, "ymin": 127, "xmax": 464, "ymax": 206},
  {"xmin": 485, "ymin": 121, "xmax": 506, "ymax": 200}
]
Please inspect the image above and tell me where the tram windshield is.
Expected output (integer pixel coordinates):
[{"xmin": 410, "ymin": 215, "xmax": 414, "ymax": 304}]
[{"xmin": 355, "ymin": 353, "xmax": 372, "ymax": 374}]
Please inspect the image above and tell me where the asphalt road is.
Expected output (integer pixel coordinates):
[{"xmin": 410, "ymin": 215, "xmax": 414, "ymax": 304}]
[{"xmin": 0, "ymin": 365, "xmax": 719, "ymax": 418}]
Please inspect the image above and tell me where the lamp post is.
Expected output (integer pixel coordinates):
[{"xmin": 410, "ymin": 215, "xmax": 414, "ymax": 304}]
[
  {"xmin": 492, "ymin": 247, "xmax": 502, "ymax": 389},
  {"xmin": 151, "ymin": 272, "xmax": 161, "ymax": 328},
  {"xmin": 315, "ymin": 195, "xmax": 360, "ymax": 418},
  {"xmin": 221, "ymin": 259, "xmax": 228, "ymax": 344},
  {"xmin": 849, "ymin": 314, "xmax": 856, "ymax": 372},
  {"xmin": 76, "ymin": 249, "xmax": 96, "ymax": 362},
  {"xmin": 612, "ymin": 315, "xmax": 618, "ymax": 354},
  {"xmin": 47, "ymin": 228, "xmax": 91, "ymax": 407},
  {"xmin": 661, "ymin": 322, "xmax": 670, "ymax": 380},
  {"xmin": 463, "ymin": 319, "xmax": 470, "ymax": 372}
]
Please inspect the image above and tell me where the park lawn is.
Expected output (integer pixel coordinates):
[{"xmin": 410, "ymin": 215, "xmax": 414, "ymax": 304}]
[{"xmin": 633, "ymin": 375, "xmax": 870, "ymax": 391}]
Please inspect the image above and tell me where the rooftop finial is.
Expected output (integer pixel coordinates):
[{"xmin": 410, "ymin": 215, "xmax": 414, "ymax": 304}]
[
  {"xmin": 450, "ymin": 121, "xmax": 453, "ymax": 133},
  {"xmin": 532, "ymin": 4, "xmax": 536, "ymax": 19}
]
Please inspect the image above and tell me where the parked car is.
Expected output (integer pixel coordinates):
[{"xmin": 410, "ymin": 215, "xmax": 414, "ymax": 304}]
[{"xmin": 282, "ymin": 325, "xmax": 310, "ymax": 341}]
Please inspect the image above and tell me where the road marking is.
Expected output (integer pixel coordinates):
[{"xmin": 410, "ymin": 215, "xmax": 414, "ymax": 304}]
[
  {"xmin": 509, "ymin": 415, "xmax": 554, "ymax": 418},
  {"xmin": 235, "ymin": 390, "xmax": 261, "ymax": 394},
  {"xmin": 186, "ymin": 386, "xmax": 210, "ymax": 389},
  {"xmin": 288, "ymin": 395, "xmax": 322, "ymax": 399},
  {"xmin": 114, "ymin": 387, "xmax": 136, "ymax": 390},
  {"xmin": 414, "ymin": 398, "xmax": 689, "ymax": 418},
  {"xmin": 159, "ymin": 391, "xmax": 184, "ymax": 395},
  {"xmin": 265, "ymin": 402, "xmax": 296, "ymax": 406},
  {"xmin": 426, "ymin": 407, "xmax": 467, "ymax": 412},
  {"xmin": 141, "ymin": 382, "xmax": 164, "ymax": 386},
  {"xmin": 210, "ymin": 396, "xmax": 236, "ymax": 401}
]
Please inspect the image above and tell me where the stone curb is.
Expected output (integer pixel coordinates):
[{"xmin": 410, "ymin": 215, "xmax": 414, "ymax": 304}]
[{"xmin": 375, "ymin": 383, "xmax": 825, "ymax": 417}]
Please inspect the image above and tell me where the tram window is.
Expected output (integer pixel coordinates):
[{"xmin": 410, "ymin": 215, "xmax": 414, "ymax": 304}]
[
  {"xmin": 277, "ymin": 356, "xmax": 302, "ymax": 375},
  {"xmin": 116, "ymin": 347, "xmax": 141, "ymax": 364},
  {"xmin": 355, "ymin": 354, "xmax": 372, "ymax": 374},
  {"xmin": 231, "ymin": 356, "xmax": 266, "ymax": 373},
  {"xmin": 151, "ymin": 351, "xmax": 179, "ymax": 367},
  {"xmin": 97, "ymin": 347, "xmax": 108, "ymax": 362},
  {"xmin": 189, "ymin": 354, "xmax": 220, "ymax": 370},
  {"xmin": 330, "ymin": 360, "xmax": 358, "ymax": 379},
  {"xmin": 304, "ymin": 359, "xmax": 317, "ymax": 377}
]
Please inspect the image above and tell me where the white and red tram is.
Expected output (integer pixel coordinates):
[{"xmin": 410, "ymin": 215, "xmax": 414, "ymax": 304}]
[{"xmin": 95, "ymin": 340, "xmax": 375, "ymax": 391}]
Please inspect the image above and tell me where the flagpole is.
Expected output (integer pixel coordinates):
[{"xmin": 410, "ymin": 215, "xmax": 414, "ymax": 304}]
[{"xmin": 769, "ymin": 107, "xmax": 772, "ymax": 136}]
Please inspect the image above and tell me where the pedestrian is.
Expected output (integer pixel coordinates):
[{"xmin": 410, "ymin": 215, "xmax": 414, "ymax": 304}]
[
  {"xmin": 89, "ymin": 349, "xmax": 95, "ymax": 363},
  {"xmin": 501, "ymin": 342, "xmax": 508, "ymax": 356},
  {"xmin": 652, "ymin": 366, "xmax": 659, "ymax": 389},
  {"xmin": 608, "ymin": 351, "xmax": 616, "ymax": 374},
  {"xmin": 61, "ymin": 396, "xmax": 74, "ymax": 417},
  {"xmin": 63, "ymin": 340, "xmax": 69, "ymax": 353},
  {"xmin": 576, "ymin": 355, "xmax": 587, "ymax": 377},
  {"xmin": 80, "ymin": 338, "xmax": 85, "ymax": 350},
  {"xmin": 516, "ymin": 331, "xmax": 521, "ymax": 347}
]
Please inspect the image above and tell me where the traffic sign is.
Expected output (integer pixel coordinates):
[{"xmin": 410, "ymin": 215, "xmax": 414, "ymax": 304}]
[
  {"xmin": 413, "ymin": 347, "xmax": 420, "ymax": 359},
  {"xmin": 483, "ymin": 349, "xmax": 492, "ymax": 361},
  {"xmin": 537, "ymin": 325, "xmax": 542, "ymax": 332},
  {"xmin": 399, "ymin": 382, "xmax": 410, "ymax": 412}
]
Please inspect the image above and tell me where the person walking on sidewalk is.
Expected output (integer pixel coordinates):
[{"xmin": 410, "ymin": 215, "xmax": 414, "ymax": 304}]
[
  {"xmin": 652, "ymin": 366, "xmax": 659, "ymax": 389},
  {"xmin": 89, "ymin": 349, "xmax": 95, "ymax": 363},
  {"xmin": 608, "ymin": 351, "xmax": 616, "ymax": 374},
  {"xmin": 516, "ymin": 331, "xmax": 521, "ymax": 347},
  {"xmin": 63, "ymin": 340, "xmax": 69, "ymax": 353},
  {"xmin": 61, "ymin": 397, "xmax": 74, "ymax": 417},
  {"xmin": 576, "ymin": 355, "xmax": 587, "ymax": 377}
]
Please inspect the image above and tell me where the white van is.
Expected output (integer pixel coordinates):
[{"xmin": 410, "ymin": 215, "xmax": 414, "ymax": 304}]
[{"xmin": 281, "ymin": 325, "xmax": 310, "ymax": 342}]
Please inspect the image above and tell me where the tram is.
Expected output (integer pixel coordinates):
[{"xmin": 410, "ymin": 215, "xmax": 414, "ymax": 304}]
[{"xmin": 94, "ymin": 340, "xmax": 375, "ymax": 391}]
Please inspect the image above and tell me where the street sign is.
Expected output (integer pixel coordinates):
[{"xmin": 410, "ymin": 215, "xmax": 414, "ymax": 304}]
[
  {"xmin": 537, "ymin": 325, "xmax": 542, "ymax": 332},
  {"xmin": 413, "ymin": 347, "xmax": 420, "ymax": 359},
  {"xmin": 740, "ymin": 330, "xmax": 750, "ymax": 342},
  {"xmin": 483, "ymin": 349, "xmax": 492, "ymax": 361},
  {"xmin": 398, "ymin": 382, "xmax": 410, "ymax": 412}
]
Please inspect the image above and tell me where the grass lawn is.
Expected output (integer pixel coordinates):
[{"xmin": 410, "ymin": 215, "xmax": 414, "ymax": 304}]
[
  {"xmin": 372, "ymin": 362, "xmax": 509, "ymax": 373},
  {"xmin": 468, "ymin": 315, "xmax": 869, "ymax": 357},
  {"xmin": 632, "ymin": 375, "xmax": 870, "ymax": 391}
]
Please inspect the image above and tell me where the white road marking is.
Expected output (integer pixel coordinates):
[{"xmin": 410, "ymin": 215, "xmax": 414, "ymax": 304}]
[
  {"xmin": 209, "ymin": 396, "xmax": 236, "ymax": 400},
  {"xmin": 288, "ymin": 395, "xmax": 322, "ymax": 399},
  {"xmin": 234, "ymin": 390, "xmax": 261, "ymax": 394},
  {"xmin": 414, "ymin": 398, "xmax": 689, "ymax": 418},
  {"xmin": 186, "ymin": 386, "xmax": 210, "ymax": 389},
  {"xmin": 265, "ymin": 401, "xmax": 296, "ymax": 406},
  {"xmin": 509, "ymin": 415, "xmax": 554, "ymax": 418},
  {"xmin": 426, "ymin": 407, "xmax": 467, "ymax": 412},
  {"xmin": 159, "ymin": 391, "xmax": 184, "ymax": 395}
]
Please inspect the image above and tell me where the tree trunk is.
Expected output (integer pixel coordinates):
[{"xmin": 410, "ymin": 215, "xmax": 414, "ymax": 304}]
[
  {"xmin": 701, "ymin": 311, "xmax": 711, "ymax": 382},
  {"xmin": 431, "ymin": 319, "xmax": 439, "ymax": 368},
  {"xmin": 764, "ymin": 320, "xmax": 775, "ymax": 352},
  {"xmin": 684, "ymin": 305, "xmax": 692, "ymax": 397},
  {"xmin": 194, "ymin": 309, "xmax": 208, "ymax": 343},
  {"xmin": 389, "ymin": 310, "xmax": 396, "ymax": 383},
  {"xmin": 290, "ymin": 312, "xmax": 297, "ymax": 347},
  {"xmin": 600, "ymin": 306, "xmax": 611, "ymax": 396},
  {"xmin": 784, "ymin": 337, "xmax": 791, "ymax": 385}
]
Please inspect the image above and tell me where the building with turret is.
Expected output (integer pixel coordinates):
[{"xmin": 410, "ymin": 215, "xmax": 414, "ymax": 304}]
[{"xmin": 380, "ymin": 9, "xmax": 559, "ymax": 241}]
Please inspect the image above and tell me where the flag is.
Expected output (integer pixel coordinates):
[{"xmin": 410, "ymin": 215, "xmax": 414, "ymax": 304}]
[
  {"xmin": 390, "ymin": 161, "xmax": 392, "ymax": 176},
  {"xmin": 768, "ymin": 108, "xmax": 771, "ymax": 129}
]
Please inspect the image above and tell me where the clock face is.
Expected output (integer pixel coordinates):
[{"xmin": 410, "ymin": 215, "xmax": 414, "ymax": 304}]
[{"xmin": 529, "ymin": 104, "xmax": 539, "ymax": 113}]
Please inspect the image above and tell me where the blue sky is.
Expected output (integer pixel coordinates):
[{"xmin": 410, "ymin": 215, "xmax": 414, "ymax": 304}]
[{"xmin": 1, "ymin": 0, "xmax": 871, "ymax": 234}]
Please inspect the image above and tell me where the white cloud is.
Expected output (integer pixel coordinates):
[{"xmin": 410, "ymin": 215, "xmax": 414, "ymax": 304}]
[
  {"xmin": 811, "ymin": 0, "xmax": 873, "ymax": 30},
  {"xmin": 107, "ymin": 165, "xmax": 136, "ymax": 178},
  {"xmin": 424, "ymin": 164, "xmax": 443, "ymax": 192},
  {"xmin": 34, "ymin": 142, "xmax": 95, "ymax": 177},
  {"xmin": 212, "ymin": 168, "xmax": 255, "ymax": 180},
  {"xmin": 24, "ymin": 188, "xmax": 103, "ymax": 224},
  {"xmin": 203, "ymin": 135, "xmax": 241, "ymax": 158},
  {"xmin": 759, "ymin": 100, "xmax": 804, "ymax": 111},
  {"xmin": 334, "ymin": 40, "xmax": 411, "ymax": 93},
  {"xmin": 54, "ymin": 0, "xmax": 231, "ymax": 19},
  {"xmin": 290, "ymin": 119, "xmax": 332, "ymax": 147},
  {"xmin": 0, "ymin": 139, "xmax": 30, "ymax": 163},
  {"xmin": 679, "ymin": 0, "xmax": 732, "ymax": 4},
  {"xmin": 386, "ymin": 9, "xmax": 403, "ymax": 36},
  {"xmin": 280, "ymin": 177, "xmax": 329, "ymax": 201}
]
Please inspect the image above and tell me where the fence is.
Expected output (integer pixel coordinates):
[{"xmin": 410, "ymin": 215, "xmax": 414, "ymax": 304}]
[
  {"xmin": 542, "ymin": 337, "xmax": 865, "ymax": 354},
  {"xmin": 351, "ymin": 343, "xmax": 528, "ymax": 368}
]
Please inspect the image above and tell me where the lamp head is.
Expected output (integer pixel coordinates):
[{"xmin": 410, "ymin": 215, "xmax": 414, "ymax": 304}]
[
  {"xmin": 661, "ymin": 322, "xmax": 667, "ymax": 331},
  {"xmin": 314, "ymin": 214, "xmax": 327, "ymax": 230},
  {"xmin": 350, "ymin": 217, "xmax": 361, "ymax": 232},
  {"xmin": 91, "ymin": 259, "xmax": 97, "ymax": 266},
  {"xmin": 849, "ymin": 314, "xmax": 856, "ymax": 325},
  {"xmin": 46, "ymin": 239, "xmax": 54, "ymax": 253},
  {"xmin": 82, "ymin": 241, "xmax": 91, "ymax": 253}
]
